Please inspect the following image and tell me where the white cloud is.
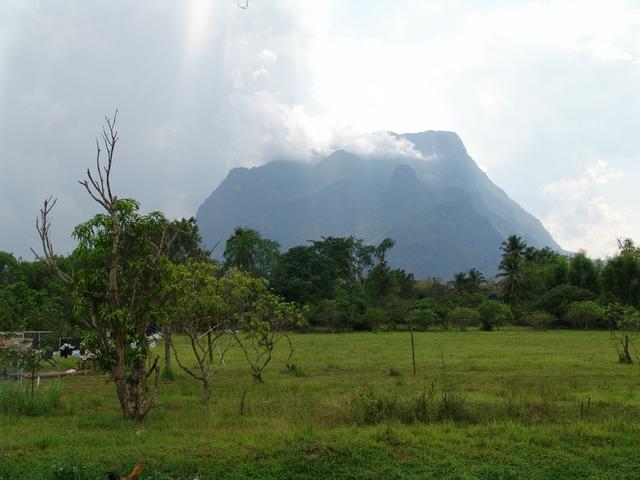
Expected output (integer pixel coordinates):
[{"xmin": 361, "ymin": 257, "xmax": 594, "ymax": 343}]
[
  {"xmin": 543, "ymin": 160, "xmax": 635, "ymax": 258},
  {"xmin": 258, "ymin": 49, "xmax": 277, "ymax": 64},
  {"xmin": 252, "ymin": 68, "xmax": 270, "ymax": 80}
]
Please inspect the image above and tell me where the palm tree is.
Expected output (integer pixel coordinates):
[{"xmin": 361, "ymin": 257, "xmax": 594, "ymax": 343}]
[
  {"xmin": 497, "ymin": 235, "xmax": 527, "ymax": 298},
  {"xmin": 496, "ymin": 257, "xmax": 525, "ymax": 297},
  {"xmin": 466, "ymin": 268, "xmax": 486, "ymax": 292},
  {"xmin": 499, "ymin": 235, "xmax": 527, "ymax": 262},
  {"xmin": 451, "ymin": 272, "xmax": 468, "ymax": 295}
]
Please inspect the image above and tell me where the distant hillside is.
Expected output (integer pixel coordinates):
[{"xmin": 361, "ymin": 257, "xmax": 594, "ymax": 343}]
[{"xmin": 196, "ymin": 131, "xmax": 561, "ymax": 279}]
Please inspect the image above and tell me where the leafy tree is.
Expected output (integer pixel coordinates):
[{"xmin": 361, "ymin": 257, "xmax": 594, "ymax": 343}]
[
  {"xmin": 0, "ymin": 254, "xmax": 75, "ymax": 334},
  {"xmin": 0, "ymin": 252, "xmax": 19, "ymax": 285},
  {"xmin": 34, "ymin": 114, "xmax": 174, "ymax": 420},
  {"xmin": 478, "ymin": 300, "xmax": 512, "ymax": 331},
  {"xmin": 223, "ymin": 227, "xmax": 280, "ymax": 278},
  {"xmin": 164, "ymin": 217, "xmax": 209, "ymax": 263},
  {"xmin": 549, "ymin": 256, "xmax": 569, "ymax": 289},
  {"xmin": 224, "ymin": 269, "xmax": 305, "ymax": 381},
  {"xmin": 407, "ymin": 299, "xmax": 438, "ymax": 331},
  {"xmin": 271, "ymin": 245, "xmax": 333, "ymax": 303},
  {"xmin": 602, "ymin": 239, "xmax": 640, "ymax": 307},
  {"xmin": 568, "ymin": 251, "xmax": 600, "ymax": 294},
  {"xmin": 383, "ymin": 294, "xmax": 409, "ymax": 330},
  {"xmin": 565, "ymin": 301, "xmax": 605, "ymax": 329},
  {"xmin": 311, "ymin": 293, "xmax": 366, "ymax": 332},
  {"xmin": 166, "ymin": 261, "xmax": 231, "ymax": 402},
  {"xmin": 158, "ymin": 217, "xmax": 209, "ymax": 375},
  {"xmin": 603, "ymin": 302, "xmax": 627, "ymax": 331},
  {"xmin": 533, "ymin": 284, "xmax": 595, "ymax": 324}
]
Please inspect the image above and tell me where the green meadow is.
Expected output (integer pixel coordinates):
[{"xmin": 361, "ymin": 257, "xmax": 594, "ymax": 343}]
[{"xmin": 2, "ymin": 330, "xmax": 640, "ymax": 479}]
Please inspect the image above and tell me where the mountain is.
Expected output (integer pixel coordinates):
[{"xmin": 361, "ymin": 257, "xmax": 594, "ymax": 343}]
[{"xmin": 196, "ymin": 131, "xmax": 561, "ymax": 279}]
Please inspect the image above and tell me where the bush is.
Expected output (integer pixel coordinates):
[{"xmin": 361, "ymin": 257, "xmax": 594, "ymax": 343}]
[
  {"xmin": 283, "ymin": 364, "xmax": 306, "ymax": 377},
  {"xmin": 523, "ymin": 311, "xmax": 555, "ymax": 330},
  {"xmin": 533, "ymin": 284, "xmax": 595, "ymax": 325},
  {"xmin": 565, "ymin": 301, "xmax": 605, "ymax": 329},
  {"xmin": 407, "ymin": 300, "xmax": 439, "ymax": 330},
  {"xmin": 447, "ymin": 307, "xmax": 480, "ymax": 331},
  {"xmin": 477, "ymin": 300, "xmax": 512, "ymax": 331},
  {"xmin": 0, "ymin": 383, "xmax": 64, "ymax": 416},
  {"xmin": 357, "ymin": 307, "xmax": 387, "ymax": 331}
]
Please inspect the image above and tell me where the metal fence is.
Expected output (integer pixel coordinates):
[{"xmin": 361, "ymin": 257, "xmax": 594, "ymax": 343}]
[{"xmin": 0, "ymin": 331, "xmax": 58, "ymax": 382}]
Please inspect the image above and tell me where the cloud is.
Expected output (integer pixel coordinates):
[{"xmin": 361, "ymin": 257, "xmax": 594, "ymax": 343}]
[
  {"xmin": 542, "ymin": 160, "xmax": 634, "ymax": 257},
  {"xmin": 258, "ymin": 49, "xmax": 278, "ymax": 64},
  {"xmin": 327, "ymin": 130, "xmax": 428, "ymax": 160},
  {"xmin": 0, "ymin": 0, "xmax": 321, "ymax": 257},
  {"xmin": 1, "ymin": 0, "xmax": 639, "ymax": 261},
  {"xmin": 252, "ymin": 68, "xmax": 270, "ymax": 80}
]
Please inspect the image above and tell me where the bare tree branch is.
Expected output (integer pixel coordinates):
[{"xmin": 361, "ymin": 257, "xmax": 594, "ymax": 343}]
[{"xmin": 32, "ymin": 197, "xmax": 73, "ymax": 285}]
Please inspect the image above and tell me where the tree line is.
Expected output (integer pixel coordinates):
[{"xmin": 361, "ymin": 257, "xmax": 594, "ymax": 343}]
[
  {"xmin": 2, "ymin": 113, "xmax": 640, "ymax": 420},
  {"xmin": 218, "ymin": 227, "xmax": 640, "ymax": 333},
  {"xmin": 3, "ymin": 201, "xmax": 640, "ymax": 338}
]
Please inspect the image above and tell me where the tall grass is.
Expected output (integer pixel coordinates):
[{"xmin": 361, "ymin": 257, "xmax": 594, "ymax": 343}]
[
  {"xmin": 348, "ymin": 384, "xmax": 473, "ymax": 425},
  {"xmin": 0, "ymin": 381, "xmax": 64, "ymax": 416}
]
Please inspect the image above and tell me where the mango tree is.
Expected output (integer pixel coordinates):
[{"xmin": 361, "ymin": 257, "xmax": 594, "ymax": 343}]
[{"xmin": 35, "ymin": 113, "xmax": 175, "ymax": 420}]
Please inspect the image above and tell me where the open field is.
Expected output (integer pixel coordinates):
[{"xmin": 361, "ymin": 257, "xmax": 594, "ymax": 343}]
[{"xmin": 2, "ymin": 330, "xmax": 640, "ymax": 479}]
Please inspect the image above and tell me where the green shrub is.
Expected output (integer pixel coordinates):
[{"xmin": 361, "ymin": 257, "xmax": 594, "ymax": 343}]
[
  {"xmin": 523, "ymin": 311, "xmax": 555, "ymax": 330},
  {"xmin": 533, "ymin": 284, "xmax": 595, "ymax": 324},
  {"xmin": 406, "ymin": 300, "xmax": 439, "ymax": 330},
  {"xmin": 478, "ymin": 300, "xmax": 512, "ymax": 331},
  {"xmin": 283, "ymin": 364, "xmax": 306, "ymax": 377},
  {"xmin": 565, "ymin": 301, "xmax": 605, "ymax": 329},
  {"xmin": 358, "ymin": 307, "xmax": 387, "ymax": 331},
  {"xmin": 447, "ymin": 307, "xmax": 480, "ymax": 331}
]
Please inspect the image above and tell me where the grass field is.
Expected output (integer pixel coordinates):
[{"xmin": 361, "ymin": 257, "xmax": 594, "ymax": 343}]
[{"xmin": 2, "ymin": 330, "xmax": 640, "ymax": 479}]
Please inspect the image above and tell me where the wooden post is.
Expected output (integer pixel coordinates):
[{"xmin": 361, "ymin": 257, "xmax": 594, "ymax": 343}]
[
  {"xmin": 163, "ymin": 324, "xmax": 171, "ymax": 372},
  {"xmin": 410, "ymin": 321, "xmax": 416, "ymax": 375}
]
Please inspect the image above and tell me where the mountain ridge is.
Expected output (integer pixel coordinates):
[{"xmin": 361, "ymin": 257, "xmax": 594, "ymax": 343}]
[{"xmin": 196, "ymin": 131, "xmax": 561, "ymax": 279}]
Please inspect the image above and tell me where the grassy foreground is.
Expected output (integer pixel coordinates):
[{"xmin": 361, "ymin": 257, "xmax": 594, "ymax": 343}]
[{"xmin": 2, "ymin": 330, "xmax": 640, "ymax": 479}]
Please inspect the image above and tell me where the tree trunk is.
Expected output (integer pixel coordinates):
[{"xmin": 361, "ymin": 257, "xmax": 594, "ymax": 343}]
[
  {"xmin": 251, "ymin": 367, "xmax": 263, "ymax": 382},
  {"xmin": 203, "ymin": 376, "xmax": 212, "ymax": 403},
  {"xmin": 110, "ymin": 333, "xmax": 159, "ymax": 420},
  {"xmin": 621, "ymin": 334, "xmax": 633, "ymax": 364}
]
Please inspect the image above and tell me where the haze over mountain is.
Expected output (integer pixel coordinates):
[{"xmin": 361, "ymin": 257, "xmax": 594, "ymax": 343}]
[{"xmin": 196, "ymin": 131, "xmax": 561, "ymax": 279}]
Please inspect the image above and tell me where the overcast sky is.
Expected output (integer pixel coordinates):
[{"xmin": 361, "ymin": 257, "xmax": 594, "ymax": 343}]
[{"xmin": 1, "ymin": 0, "xmax": 639, "ymax": 259}]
